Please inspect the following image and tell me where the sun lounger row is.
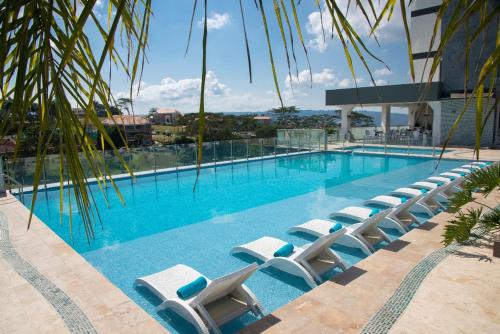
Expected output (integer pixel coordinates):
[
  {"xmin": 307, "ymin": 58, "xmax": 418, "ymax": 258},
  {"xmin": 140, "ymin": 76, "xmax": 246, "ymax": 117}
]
[{"xmin": 134, "ymin": 161, "xmax": 492, "ymax": 333}]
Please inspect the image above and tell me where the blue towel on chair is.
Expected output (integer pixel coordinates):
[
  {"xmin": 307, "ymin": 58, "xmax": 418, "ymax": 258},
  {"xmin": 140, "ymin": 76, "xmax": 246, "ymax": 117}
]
[
  {"xmin": 420, "ymin": 188, "xmax": 429, "ymax": 194},
  {"xmin": 329, "ymin": 222, "xmax": 343, "ymax": 233},
  {"xmin": 400, "ymin": 196, "xmax": 407, "ymax": 203},
  {"xmin": 369, "ymin": 208, "xmax": 380, "ymax": 217},
  {"xmin": 437, "ymin": 181, "xmax": 444, "ymax": 186},
  {"xmin": 274, "ymin": 243, "xmax": 294, "ymax": 257},
  {"xmin": 176, "ymin": 276, "xmax": 208, "ymax": 299}
]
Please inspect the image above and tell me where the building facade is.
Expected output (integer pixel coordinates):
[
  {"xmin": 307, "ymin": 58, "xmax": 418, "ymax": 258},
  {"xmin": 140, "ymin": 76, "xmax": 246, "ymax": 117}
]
[
  {"xmin": 150, "ymin": 108, "xmax": 182, "ymax": 125},
  {"xmin": 325, "ymin": 0, "xmax": 499, "ymax": 147}
]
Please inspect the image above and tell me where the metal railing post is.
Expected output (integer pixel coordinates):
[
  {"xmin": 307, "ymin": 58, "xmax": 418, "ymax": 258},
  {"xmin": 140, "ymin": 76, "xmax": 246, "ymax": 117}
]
[
  {"xmin": 287, "ymin": 139, "xmax": 290, "ymax": 155},
  {"xmin": 384, "ymin": 135, "xmax": 387, "ymax": 155},
  {"xmin": 230, "ymin": 140, "xmax": 233, "ymax": 162},
  {"xmin": 260, "ymin": 139, "xmax": 263, "ymax": 159},
  {"xmin": 432, "ymin": 145, "xmax": 436, "ymax": 158},
  {"xmin": 407, "ymin": 135, "xmax": 410, "ymax": 155},
  {"xmin": 363, "ymin": 138, "xmax": 365, "ymax": 152},
  {"xmin": 213, "ymin": 141, "xmax": 216, "ymax": 167},
  {"xmin": 153, "ymin": 145, "xmax": 157, "ymax": 173},
  {"xmin": 274, "ymin": 138, "xmax": 277, "ymax": 157},
  {"xmin": 246, "ymin": 139, "xmax": 249, "ymax": 160}
]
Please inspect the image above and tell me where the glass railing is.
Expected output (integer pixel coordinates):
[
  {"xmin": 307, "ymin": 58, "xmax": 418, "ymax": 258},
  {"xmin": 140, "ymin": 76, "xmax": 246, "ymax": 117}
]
[{"xmin": 4, "ymin": 137, "xmax": 324, "ymax": 187}]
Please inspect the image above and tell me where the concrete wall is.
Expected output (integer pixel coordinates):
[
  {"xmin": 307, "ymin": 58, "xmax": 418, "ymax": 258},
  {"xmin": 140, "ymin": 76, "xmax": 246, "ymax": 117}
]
[{"xmin": 439, "ymin": 98, "xmax": 497, "ymax": 146}]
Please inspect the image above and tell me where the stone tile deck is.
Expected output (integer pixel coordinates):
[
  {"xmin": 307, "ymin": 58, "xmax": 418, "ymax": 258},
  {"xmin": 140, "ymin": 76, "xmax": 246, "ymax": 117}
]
[
  {"xmin": 0, "ymin": 148, "xmax": 498, "ymax": 333},
  {"xmin": 242, "ymin": 190, "xmax": 500, "ymax": 334},
  {"xmin": 0, "ymin": 196, "xmax": 167, "ymax": 334}
]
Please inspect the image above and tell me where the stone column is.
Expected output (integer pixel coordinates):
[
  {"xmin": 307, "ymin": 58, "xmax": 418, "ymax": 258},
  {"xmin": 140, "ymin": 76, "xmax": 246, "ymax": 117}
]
[
  {"xmin": 341, "ymin": 105, "xmax": 354, "ymax": 140},
  {"xmin": 408, "ymin": 105, "xmax": 417, "ymax": 129},
  {"xmin": 429, "ymin": 101, "xmax": 441, "ymax": 146},
  {"xmin": 381, "ymin": 104, "xmax": 391, "ymax": 134}
]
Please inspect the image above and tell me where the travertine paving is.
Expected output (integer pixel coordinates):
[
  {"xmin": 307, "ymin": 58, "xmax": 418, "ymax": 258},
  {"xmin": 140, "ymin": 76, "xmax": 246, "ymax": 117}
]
[
  {"xmin": 242, "ymin": 190, "xmax": 500, "ymax": 334},
  {"xmin": 0, "ymin": 195, "xmax": 167, "ymax": 334}
]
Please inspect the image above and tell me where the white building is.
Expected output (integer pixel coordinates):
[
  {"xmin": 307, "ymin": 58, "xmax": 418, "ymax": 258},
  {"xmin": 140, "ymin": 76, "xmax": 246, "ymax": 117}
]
[{"xmin": 150, "ymin": 108, "xmax": 183, "ymax": 125}]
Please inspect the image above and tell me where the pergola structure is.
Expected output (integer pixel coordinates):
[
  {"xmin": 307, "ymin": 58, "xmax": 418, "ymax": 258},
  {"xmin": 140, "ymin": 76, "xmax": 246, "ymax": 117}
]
[{"xmin": 325, "ymin": 82, "xmax": 442, "ymax": 144}]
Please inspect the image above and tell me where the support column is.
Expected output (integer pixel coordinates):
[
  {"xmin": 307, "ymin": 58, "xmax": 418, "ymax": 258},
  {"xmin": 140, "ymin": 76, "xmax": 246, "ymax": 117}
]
[
  {"xmin": 381, "ymin": 105, "xmax": 391, "ymax": 134},
  {"xmin": 408, "ymin": 105, "xmax": 417, "ymax": 129},
  {"xmin": 428, "ymin": 101, "xmax": 441, "ymax": 146},
  {"xmin": 341, "ymin": 105, "xmax": 354, "ymax": 140}
]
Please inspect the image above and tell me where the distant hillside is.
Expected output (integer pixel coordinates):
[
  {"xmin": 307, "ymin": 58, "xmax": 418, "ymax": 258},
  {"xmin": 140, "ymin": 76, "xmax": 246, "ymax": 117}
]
[{"xmin": 222, "ymin": 109, "xmax": 408, "ymax": 126}]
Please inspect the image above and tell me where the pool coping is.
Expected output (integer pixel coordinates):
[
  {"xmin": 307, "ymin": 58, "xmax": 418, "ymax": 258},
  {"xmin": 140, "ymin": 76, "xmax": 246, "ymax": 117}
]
[{"xmin": 15, "ymin": 146, "xmax": 489, "ymax": 195}]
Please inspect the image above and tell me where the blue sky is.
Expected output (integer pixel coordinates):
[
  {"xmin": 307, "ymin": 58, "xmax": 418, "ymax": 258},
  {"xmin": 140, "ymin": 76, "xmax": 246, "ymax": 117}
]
[{"xmin": 92, "ymin": 0, "xmax": 411, "ymax": 114}]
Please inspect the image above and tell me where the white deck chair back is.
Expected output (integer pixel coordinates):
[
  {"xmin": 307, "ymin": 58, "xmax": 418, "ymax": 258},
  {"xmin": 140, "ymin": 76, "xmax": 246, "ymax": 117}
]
[
  {"xmin": 295, "ymin": 229, "xmax": 346, "ymax": 262},
  {"xmin": 354, "ymin": 208, "xmax": 391, "ymax": 234},
  {"xmin": 390, "ymin": 194, "xmax": 421, "ymax": 216},
  {"xmin": 191, "ymin": 263, "xmax": 258, "ymax": 307}
]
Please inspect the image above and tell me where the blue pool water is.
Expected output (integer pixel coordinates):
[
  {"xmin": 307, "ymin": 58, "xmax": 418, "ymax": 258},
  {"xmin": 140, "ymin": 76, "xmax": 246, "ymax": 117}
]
[
  {"xmin": 26, "ymin": 152, "xmax": 466, "ymax": 333},
  {"xmin": 347, "ymin": 145, "xmax": 452, "ymax": 156}
]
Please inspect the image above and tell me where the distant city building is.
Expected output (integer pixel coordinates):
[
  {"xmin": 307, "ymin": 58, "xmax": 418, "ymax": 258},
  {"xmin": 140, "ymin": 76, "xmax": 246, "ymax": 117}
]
[
  {"xmin": 0, "ymin": 136, "xmax": 16, "ymax": 154},
  {"xmin": 150, "ymin": 108, "xmax": 182, "ymax": 125},
  {"xmin": 253, "ymin": 116, "xmax": 272, "ymax": 125},
  {"xmin": 102, "ymin": 115, "xmax": 152, "ymax": 146}
]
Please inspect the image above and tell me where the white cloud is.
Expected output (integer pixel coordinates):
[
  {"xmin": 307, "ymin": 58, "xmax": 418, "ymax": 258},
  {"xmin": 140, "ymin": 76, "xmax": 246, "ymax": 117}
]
[
  {"xmin": 337, "ymin": 77, "xmax": 364, "ymax": 88},
  {"xmin": 95, "ymin": 0, "xmax": 103, "ymax": 7},
  {"xmin": 285, "ymin": 68, "xmax": 336, "ymax": 88},
  {"xmin": 306, "ymin": 0, "xmax": 405, "ymax": 53},
  {"xmin": 116, "ymin": 71, "xmax": 283, "ymax": 113},
  {"xmin": 199, "ymin": 12, "xmax": 230, "ymax": 30},
  {"xmin": 284, "ymin": 68, "xmax": 365, "ymax": 90},
  {"xmin": 373, "ymin": 79, "xmax": 388, "ymax": 86},
  {"xmin": 374, "ymin": 68, "xmax": 392, "ymax": 77}
]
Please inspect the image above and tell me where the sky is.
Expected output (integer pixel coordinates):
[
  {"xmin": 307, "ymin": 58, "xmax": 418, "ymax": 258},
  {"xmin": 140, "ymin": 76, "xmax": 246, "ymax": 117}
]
[{"xmin": 91, "ymin": 0, "xmax": 412, "ymax": 115}]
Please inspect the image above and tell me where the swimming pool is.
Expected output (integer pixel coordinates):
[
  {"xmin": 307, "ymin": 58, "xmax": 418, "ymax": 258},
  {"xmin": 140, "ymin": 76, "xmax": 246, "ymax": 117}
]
[
  {"xmin": 346, "ymin": 145, "xmax": 452, "ymax": 156},
  {"xmin": 26, "ymin": 152, "xmax": 465, "ymax": 333}
]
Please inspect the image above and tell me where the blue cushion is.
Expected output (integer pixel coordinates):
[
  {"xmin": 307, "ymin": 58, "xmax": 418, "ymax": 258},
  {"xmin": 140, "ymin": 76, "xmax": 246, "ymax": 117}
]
[
  {"xmin": 329, "ymin": 222, "xmax": 343, "ymax": 233},
  {"xmin": 400, "ymin": 196, "xmax": 407, "ymax": 203},
  {"xmin": 437, "ymin": 181, "xmax": 444, "ymax": 186},
  {"xmin": 485, "ymin": 161, "xmax": 492, "ymax": 165},
  {"xmin": 459, "ymin": 172, "xmax": 466, "ymax": 176},
  {"xmin": 448, "ymin": 176, "xmax": 456, "ymax": 181},
  {"xmin": 274, "ymin": 243, "xmax": 294, "ymax": 257},
  {"xmin": 176, "ymin": 276, "xmax": 208, "ymax": 299},
  {"xmin": 369, "ymin": 208, "xmax": 380, "ymax": 217},
  {"xmin": 420, "ymin": 188, "xmax": 429, "ymax": 194}
]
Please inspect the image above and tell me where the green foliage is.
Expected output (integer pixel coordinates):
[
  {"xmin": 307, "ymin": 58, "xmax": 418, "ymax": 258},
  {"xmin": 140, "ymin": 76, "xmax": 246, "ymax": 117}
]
[
  {"xmin": 447, "ymin": 189, "xmax": 473, "ymax": 213},
  {"xmin": 443, "ymin": 164, "xmax": 499, "ymax": 245},
  {"xmin": 443, "ymin": 208, "xmax": 482, "ymax": 246},
  {"xmin": 480, "ymin": 208, "xmax": 500, "ymax": 232},
  {"xmin": 462, "ymin": 164, "xmax": 500, "ymax": 195}
]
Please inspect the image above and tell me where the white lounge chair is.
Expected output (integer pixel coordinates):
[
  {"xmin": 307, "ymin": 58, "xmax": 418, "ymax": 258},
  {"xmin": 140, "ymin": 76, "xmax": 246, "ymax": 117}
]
[
  {"xmin": 135, "ymin": 263, "xmax": 264, "ymax": 334},
  {"xmin": 461, "ymin": 164, "xmax": 482, "ymax": 170},
  {"xmin": 231, "ymin": 230, "xmax": 347, "ymax": 288},
  {"xmin": 390, "ymin": 183, "xmax": 452, "ymax": 216},
  {"xmin": 362, "ymin": 195, "xmax": 422, "ymax": 232},
  {"xmin": 289, "ymin": 208, "xmax": 392, "ymax": 256},
  {"xmin": 451, "ymin": 167, "xmax": 473, "ymax": 174},
  {"xmin": 426, "ymin": 175, "xmax": 465, "ymax": 196},
  {"xmin": 471, "ymin": 161, "xmax": 493, "ymax": 167}
]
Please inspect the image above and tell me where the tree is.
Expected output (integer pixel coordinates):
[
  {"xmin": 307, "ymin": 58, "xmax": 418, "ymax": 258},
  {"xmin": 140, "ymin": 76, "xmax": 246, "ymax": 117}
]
[
  {"xmin": 117, "ymin": 98, "xmax": 134, "ymax": 115},
  {"xmin": 272, "ymin": 106, "xmax": 300, "ymax": 126}
]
